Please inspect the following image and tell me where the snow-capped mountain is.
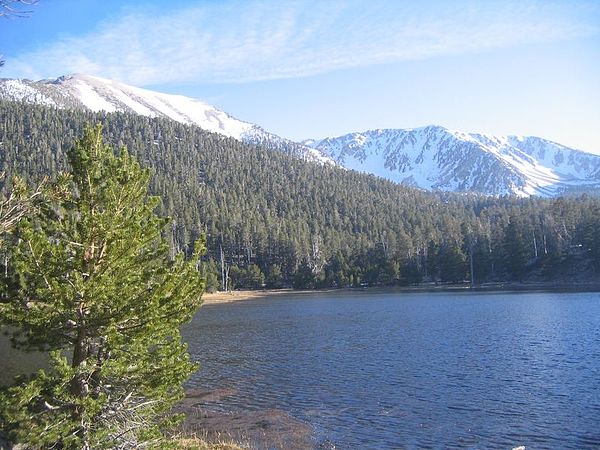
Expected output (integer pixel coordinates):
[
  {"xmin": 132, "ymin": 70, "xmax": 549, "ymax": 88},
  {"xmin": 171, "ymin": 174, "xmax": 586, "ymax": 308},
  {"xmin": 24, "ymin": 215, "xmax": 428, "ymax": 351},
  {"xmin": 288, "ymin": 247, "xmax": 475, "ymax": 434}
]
[
  {"xmin": 2, "ymin": 74, "xmax": 598, "ymax": 197},
  {"xmin": 0, "ymin": 74, "xmax": 333, "ymax": 164},
  {"xmin": 308, "ymin": 126, "xmax": 600, "ymax": 197}
]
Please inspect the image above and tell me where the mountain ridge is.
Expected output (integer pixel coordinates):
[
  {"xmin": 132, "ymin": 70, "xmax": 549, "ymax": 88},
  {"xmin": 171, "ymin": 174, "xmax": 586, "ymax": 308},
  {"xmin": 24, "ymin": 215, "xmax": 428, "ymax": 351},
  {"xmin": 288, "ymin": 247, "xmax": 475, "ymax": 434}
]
[
  {"xmin": 307, "ymin": 126, "xmax": 600, "ymax": 197},
  {"xmin": 2, "ymin": 74, "xmax": 599, "ymax": 197},
  {"xmin": 0, "ymin": 73, "xmax": 333, "ymax": 165}
]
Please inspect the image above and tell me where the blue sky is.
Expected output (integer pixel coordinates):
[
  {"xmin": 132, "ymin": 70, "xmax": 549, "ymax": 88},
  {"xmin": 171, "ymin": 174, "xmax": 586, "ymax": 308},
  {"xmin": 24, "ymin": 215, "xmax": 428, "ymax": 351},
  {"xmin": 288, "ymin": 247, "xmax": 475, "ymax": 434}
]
[{"xmin": 1, "ymin": 0, "xmax": 599, "ymax": 153}]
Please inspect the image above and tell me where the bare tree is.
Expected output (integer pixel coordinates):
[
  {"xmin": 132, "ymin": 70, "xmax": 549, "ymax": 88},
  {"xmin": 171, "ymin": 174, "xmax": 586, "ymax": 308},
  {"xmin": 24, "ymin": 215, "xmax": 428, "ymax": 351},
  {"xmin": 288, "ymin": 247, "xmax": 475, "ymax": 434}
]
[
  {"xmin": 1, "ymin": 1, "xmax": 39, "ymax": 67},
  {"xmin": 0, "ymin": 0, "xmax": 38, "ymax": 18},
  {"xmin": 0, "ymin": 174, "xmax": 45, "ymax": 239}
]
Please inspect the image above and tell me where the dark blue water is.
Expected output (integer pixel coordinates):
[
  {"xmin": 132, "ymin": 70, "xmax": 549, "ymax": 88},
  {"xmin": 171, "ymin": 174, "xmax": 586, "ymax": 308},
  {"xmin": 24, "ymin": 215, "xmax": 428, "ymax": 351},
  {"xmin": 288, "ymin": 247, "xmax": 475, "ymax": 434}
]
[{"xmin": 183, "ymin": 290, "xmax": 600, "ymax": 449}]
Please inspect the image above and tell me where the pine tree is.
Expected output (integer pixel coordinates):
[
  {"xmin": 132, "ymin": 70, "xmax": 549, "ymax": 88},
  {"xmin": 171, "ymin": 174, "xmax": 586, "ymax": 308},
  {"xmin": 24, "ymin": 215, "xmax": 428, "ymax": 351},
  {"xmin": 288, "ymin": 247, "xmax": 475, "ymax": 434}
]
[
  {"xmin": 0, "ymin": 125, "xmax": 205, "ymax": 449},
  {"xmin": 438, "ymin": 245, "xmax": 468, "ymax": 283},
  {"xmin": 0, "ymin": 173, "xmax": 45, "ymax": 240},
  {"xmin": 2, "ymin": 101, "xmax": 600, "ymax": 286},
  {"xmin": 265, "ymin": 264, "xmax": 284, "ymax": 289},
  {"xmin": 504, "ymin": 215, "xmax": 529, "ymax": 280}
]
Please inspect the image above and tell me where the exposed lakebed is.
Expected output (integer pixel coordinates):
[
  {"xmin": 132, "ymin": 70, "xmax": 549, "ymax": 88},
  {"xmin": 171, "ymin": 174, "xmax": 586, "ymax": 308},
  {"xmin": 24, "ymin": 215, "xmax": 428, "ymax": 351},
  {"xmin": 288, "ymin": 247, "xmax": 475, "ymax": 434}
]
[{"xmin": 183, "ymin": 290, "xmax": 600, "ymax": 449}]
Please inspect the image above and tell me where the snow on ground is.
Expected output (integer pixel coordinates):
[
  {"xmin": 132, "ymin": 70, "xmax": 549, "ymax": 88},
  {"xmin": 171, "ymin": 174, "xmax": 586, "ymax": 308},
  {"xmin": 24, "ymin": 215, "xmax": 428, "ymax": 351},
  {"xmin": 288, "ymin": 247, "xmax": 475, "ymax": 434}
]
[
  {"xmin": 72, "ymin": 80, "xmax": 118, "ymax": 113},
  {"xmin": 0, "ymin": 79, "xmax": 56, "ymax": 106},
  {"xmin": 73, "ymin": 74, "xmax": 254, "ymax": 138},
  {"xmin": 0, "ymin": 74, "xmax": 335, "ymax": 166},
  {"xmin": 312, "ymin": 126, "xmax": 600, "ymax": 197},
  {"xmin": 2, "ymin": 74, "xmax": 596, "ymax": 193}
]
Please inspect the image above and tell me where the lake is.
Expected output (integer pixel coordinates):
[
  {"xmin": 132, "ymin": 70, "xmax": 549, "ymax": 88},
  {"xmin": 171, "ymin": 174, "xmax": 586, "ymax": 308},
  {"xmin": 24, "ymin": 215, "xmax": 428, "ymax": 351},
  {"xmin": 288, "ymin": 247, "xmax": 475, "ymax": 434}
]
[{"xmin": 184, "ymin": 290, "xmax": 600, "ymax": 449}]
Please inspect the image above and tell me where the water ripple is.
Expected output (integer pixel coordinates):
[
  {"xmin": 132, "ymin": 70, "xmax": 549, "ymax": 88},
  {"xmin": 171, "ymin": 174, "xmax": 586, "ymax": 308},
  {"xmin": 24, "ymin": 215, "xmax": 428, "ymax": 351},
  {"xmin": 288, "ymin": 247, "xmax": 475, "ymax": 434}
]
[{"xmin": 184, "ymin": 290, "xmax": 600, "ymax": 449}]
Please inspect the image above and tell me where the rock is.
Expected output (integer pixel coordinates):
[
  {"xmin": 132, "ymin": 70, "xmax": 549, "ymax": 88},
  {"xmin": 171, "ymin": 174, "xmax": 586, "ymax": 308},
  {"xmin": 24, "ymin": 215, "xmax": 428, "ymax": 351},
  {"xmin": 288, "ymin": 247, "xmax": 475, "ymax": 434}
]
[{"xmin": 177, "ymin": 389, "xmax": 313, "ymax": 450}]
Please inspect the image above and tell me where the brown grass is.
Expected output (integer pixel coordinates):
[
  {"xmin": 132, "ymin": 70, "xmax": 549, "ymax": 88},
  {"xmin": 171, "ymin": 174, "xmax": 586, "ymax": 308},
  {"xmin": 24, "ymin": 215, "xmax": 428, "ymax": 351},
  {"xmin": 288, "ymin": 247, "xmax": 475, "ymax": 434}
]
[
  {"xmin": 201, "ymin": 287, "xmax": 337, "ymax": 305},
  {"xmin": 201, "ymin": 288, "xmax": 302, "ymax": 304},
  {"xmin": 176, "ymin": 437, "xmax": 245, "ymax": 449}
]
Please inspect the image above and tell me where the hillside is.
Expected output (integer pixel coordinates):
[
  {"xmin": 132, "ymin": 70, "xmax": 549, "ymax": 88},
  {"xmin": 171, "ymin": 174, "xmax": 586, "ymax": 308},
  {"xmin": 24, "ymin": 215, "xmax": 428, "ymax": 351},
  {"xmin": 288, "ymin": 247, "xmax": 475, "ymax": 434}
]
[
  {"xmin": 1, "ymin": 100, "xmax": 600, "ymax": 288},
  {"xmin": 309, "ymin": 126, "xmax": 600, "ymax": 197},
  {"xmin": 0, "ymin": 74, "xmax": 333, "ymax": 164},
  {"xmin": 3, "ymin": 75, "xmax": 600, "ymax": 198}
]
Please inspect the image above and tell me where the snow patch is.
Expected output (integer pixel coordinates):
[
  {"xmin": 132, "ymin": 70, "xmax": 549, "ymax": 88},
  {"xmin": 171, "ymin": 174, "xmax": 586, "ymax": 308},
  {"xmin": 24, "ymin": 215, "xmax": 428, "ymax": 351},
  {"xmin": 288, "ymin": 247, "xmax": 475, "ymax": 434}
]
[
  {"xmin": 0, "ymin": 79, "xmax": 56, "ymax": 106},
  {"xmin": 0, "ymin": 74, "xmax": 336, "ymax": 166},
  {"xmin": 73, "ymin": 81, "xmax": 117, "ymax": 112},
  {"xmin": 312, "ymin": 126, "xmax": 600, "ymax": 197}
]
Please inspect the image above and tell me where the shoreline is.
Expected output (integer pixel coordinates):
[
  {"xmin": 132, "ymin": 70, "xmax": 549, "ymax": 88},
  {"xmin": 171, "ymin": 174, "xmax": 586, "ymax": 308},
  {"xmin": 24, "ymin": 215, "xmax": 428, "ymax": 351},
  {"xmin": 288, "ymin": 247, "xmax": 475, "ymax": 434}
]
[
  {"xmin": 201, "ymin": 288, "xmax": 322, "ymax": 304},
  {"xmin": 201, "ymin": 281, "xmax": 600, "ymax": 304}
]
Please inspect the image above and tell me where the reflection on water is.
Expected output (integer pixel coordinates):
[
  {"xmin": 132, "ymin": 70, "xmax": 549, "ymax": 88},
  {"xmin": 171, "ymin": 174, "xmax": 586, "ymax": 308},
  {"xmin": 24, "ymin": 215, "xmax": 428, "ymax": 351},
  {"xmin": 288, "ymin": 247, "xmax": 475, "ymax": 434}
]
[
  {"xmin": 0, "ymin": 327, "xmax": 49, "ymax": 386},
  {"xmin": 184, "ymin": 290, "xmax": 600, "ymax": 449}
]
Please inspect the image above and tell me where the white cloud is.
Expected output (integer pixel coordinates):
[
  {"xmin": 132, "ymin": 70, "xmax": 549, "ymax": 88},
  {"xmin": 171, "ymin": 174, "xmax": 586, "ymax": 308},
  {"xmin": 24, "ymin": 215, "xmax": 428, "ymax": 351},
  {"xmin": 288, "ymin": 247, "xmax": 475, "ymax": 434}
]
[{"xmin": 5, "ymin": 0, "xmax": 599, "ymax": 85}]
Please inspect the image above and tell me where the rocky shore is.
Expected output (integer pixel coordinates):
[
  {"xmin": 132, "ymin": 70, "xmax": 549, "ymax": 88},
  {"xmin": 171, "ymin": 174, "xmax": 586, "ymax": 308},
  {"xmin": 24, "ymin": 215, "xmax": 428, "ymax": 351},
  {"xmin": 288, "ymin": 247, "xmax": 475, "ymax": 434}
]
[{"xmin": 176, "ymin": 389, "xmax": 313, "ymax": 450}]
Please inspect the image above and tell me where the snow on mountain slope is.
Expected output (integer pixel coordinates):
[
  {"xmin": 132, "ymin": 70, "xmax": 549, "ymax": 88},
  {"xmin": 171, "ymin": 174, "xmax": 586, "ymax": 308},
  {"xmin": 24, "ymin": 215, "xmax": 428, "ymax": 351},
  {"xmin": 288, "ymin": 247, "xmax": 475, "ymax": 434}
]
[
  {"xmin": 0, "ymin": 74, "xmax": 333, "ymax": 165},
  {"xmin": 309, "ymin": 126, "xmax": 600, "ymax": 197},
  {"xmin": 2, "ymin": 74, "xmax": 597, "ymax": 197}
]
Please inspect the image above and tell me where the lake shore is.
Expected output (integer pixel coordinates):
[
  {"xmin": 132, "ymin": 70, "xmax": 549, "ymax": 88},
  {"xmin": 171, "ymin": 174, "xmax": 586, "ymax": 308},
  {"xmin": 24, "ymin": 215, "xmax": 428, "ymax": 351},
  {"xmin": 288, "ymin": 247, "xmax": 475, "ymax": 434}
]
[
  {"xmin": 201, "ymin": 281, "xmax": 600, "ymax": 305},
  {"xmin": 187, "ymin": 288, "xmax": 600, "ymax": 448},
  {"xmin": 202, "ymin": 288, "xmax": 323, "ymax": 304},
  {"xmin": 176, "ymin": 388, "xmax": 312, "ymax": 450}
]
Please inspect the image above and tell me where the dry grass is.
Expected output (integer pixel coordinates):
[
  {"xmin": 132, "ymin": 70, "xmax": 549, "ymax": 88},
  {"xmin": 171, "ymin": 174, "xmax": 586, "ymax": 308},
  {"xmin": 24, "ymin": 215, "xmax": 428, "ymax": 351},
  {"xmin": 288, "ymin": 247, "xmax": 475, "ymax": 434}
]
[
  {"xmin": 201, "ymin": 287, "xmax": 335, "ymax": 304},
  {"xmin": 176, "ymin": 437, "xmax": 245, "ymax": 449}
]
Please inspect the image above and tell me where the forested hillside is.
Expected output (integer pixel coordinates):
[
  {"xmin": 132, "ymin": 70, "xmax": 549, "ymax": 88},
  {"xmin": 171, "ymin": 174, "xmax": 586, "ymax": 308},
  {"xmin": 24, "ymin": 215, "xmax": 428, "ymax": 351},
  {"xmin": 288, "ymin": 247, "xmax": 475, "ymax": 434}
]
[{"xmin": 2, "ymin": 100, "xmax": 600, "ymax": 289}]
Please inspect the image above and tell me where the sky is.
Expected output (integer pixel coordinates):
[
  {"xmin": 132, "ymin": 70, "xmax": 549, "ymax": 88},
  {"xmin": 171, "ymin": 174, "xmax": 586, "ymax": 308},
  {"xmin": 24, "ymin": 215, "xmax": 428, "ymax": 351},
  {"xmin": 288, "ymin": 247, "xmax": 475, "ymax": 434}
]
[{"xmin": 1, "ymin": 0, "xmax": 599, "ymax": 153}]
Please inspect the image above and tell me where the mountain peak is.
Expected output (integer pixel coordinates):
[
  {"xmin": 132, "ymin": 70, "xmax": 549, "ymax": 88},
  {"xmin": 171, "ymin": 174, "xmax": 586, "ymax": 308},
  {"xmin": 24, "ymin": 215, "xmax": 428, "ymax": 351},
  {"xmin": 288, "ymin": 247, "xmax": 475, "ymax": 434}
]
[
  {"xmin": 308, "ymin": 127, "xmax": 600, "ymax": 197},
  {"xmin": 1, "ymin": 74, "xmax": 597, "ymax": 197},
  {"xmin": 0, "ymin": 74, "xmax": 335, "ymax": 165}
]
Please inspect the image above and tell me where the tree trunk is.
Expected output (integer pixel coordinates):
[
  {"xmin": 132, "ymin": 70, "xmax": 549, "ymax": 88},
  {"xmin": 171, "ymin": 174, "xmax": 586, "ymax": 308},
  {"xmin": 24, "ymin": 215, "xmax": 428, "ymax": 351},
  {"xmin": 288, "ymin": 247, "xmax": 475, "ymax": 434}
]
[{"xmin": 469, "ymin": 244, "xmax": 475, "ymax": 287}]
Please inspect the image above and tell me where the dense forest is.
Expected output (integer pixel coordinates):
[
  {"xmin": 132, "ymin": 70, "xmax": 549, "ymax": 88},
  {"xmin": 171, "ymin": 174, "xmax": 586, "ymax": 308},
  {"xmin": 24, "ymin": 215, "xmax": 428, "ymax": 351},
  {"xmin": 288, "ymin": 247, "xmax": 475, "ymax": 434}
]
[{"xmin": 1, "ymin": 100, "xmax": 600, "ymax": 290}]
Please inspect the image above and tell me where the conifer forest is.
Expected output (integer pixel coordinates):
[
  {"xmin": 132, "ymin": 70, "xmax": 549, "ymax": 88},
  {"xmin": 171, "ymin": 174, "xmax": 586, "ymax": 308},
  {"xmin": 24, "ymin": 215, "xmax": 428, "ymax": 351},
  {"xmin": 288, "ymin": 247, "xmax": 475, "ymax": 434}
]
[{"xmin": 2, "ymin": 101, "xmax": 600, "ymax": 291}]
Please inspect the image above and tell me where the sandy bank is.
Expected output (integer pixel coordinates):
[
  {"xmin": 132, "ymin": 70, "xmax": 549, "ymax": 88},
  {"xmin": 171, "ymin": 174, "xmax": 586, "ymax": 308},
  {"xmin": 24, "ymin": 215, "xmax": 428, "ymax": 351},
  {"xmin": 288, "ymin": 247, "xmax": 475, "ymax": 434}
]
[
  {"xmin": 201, "ymin": 281, "xmax": 600, "ymax": 305},
  {"xmin": 201, "ymin": 288, "xmax": 322, "ymax": 305}
]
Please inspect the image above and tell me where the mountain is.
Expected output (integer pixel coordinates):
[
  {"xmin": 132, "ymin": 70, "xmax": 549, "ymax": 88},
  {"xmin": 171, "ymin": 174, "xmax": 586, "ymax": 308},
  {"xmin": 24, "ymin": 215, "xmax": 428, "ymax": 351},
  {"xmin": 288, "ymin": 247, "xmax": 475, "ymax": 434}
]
[
  {"xmin": 2, "ymin": 100, "xmax": 600, "ymax": 288},
  {"xmin": 308, "ymin": 126, "xmax": 600, "ymax": 197},
  {"xmin": 2, "ymin": 74, "xmax": 599, "ymax": 198},
  {"xmin": 0, "ymin": 74, "xmax": 333, "ymax": 164}
]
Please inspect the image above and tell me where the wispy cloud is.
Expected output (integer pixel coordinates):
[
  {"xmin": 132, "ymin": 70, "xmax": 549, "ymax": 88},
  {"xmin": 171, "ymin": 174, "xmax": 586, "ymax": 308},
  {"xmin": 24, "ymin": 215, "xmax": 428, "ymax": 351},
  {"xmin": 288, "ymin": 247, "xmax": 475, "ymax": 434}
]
[{"xmin": 6, "ymin": 0, "xmax": 599, "ymax": 85}]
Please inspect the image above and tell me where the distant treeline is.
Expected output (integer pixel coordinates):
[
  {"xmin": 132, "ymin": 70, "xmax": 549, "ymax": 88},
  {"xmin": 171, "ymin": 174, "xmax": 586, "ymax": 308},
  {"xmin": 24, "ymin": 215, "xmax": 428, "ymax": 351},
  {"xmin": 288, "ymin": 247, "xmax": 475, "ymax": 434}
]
[{"xmin": 1, "ymin": 100, "xmax": 600, "ymax": 290}]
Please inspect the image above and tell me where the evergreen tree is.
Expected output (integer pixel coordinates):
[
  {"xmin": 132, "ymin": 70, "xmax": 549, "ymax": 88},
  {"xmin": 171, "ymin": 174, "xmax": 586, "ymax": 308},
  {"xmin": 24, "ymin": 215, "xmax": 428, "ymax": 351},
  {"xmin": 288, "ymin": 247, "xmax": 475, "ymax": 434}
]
[
  {"xmin": 0, "ymin": 174, "xmax": 45, "ymax": 240},
  {"xmin": 242, "ymin": 263, "xmax": 265, "ymax": 289},
  {"xmin": 0, "ymin": 125, "xmax": 205, "ymax": 449},
  {"xmin": 265, "ymin": 264, "xmax": 284, "ymax": 289},
  {"xmin": 198, "ymin": 258, "xmax": 220, "ymax": 293},
  {"xmin": 582, "ymin": 204, "xmax": 600, "ymax": 271},
  {"xmin": 378, "ymin": 258, "xmax": 400, "ymax": 285},
  {"xmin": 1, "ymin": 101, "xmax": 600, "ymax": 287},
  {"xmin": 293, "ymin": 262, "xmax": 316, "ymax": 289},
  {"xmin": 438, "ymin": 245, "xmax": 468, "ymax": 283},
  {"xmin": 504, "ymin": 215, "xmax": 530, "ymax": 280}
]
